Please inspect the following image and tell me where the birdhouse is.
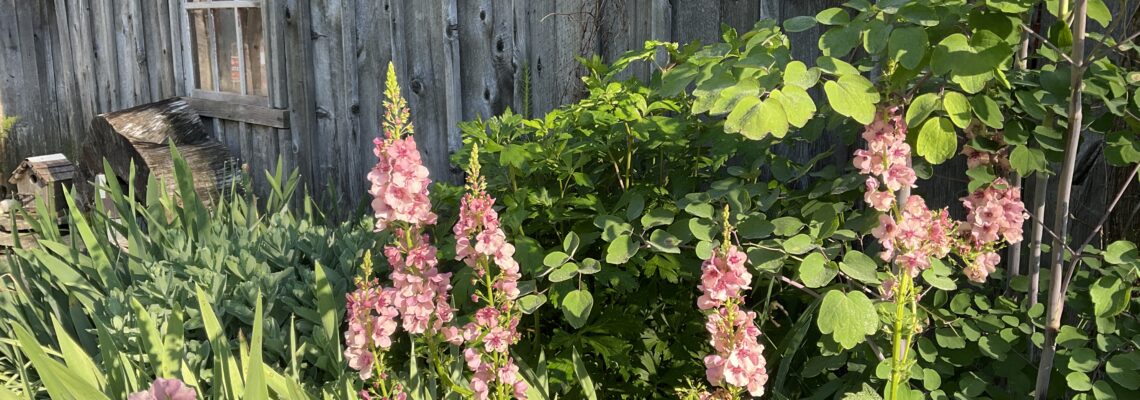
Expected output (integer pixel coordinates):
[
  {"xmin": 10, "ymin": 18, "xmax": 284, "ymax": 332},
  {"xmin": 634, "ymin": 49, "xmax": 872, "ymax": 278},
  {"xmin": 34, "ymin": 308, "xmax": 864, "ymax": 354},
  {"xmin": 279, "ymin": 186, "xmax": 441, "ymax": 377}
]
[{"xmin": 8, "ymin": 153, "xmax": 76, "ymax": 213}]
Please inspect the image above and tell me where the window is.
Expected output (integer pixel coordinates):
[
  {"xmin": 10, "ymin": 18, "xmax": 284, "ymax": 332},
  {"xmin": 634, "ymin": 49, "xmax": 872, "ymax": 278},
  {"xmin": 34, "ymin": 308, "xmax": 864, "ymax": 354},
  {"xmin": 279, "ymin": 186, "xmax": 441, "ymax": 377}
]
[{"xmin": 186, "ymin": 0, "xmax": 268, "ymax": 99}]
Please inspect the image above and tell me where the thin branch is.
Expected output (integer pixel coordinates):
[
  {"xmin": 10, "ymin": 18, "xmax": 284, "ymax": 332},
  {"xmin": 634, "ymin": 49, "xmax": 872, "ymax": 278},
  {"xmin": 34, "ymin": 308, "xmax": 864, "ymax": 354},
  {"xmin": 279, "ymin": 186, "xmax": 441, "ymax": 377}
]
[
  {"xmin": 1060, "ymin": 162, "xmax": 1140, "ymax": 292},
  {"xmin": 1020, "ymin": 24, "xmax": 1076, "ymax": 64}
]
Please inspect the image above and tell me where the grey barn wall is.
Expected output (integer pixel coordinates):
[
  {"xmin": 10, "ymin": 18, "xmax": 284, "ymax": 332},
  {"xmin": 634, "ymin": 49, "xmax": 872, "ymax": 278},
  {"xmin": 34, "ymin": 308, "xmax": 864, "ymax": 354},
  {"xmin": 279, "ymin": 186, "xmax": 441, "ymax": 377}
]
[{"xmin": 0, "ymin": 0, "xmax": 1112, "ymax": 242}]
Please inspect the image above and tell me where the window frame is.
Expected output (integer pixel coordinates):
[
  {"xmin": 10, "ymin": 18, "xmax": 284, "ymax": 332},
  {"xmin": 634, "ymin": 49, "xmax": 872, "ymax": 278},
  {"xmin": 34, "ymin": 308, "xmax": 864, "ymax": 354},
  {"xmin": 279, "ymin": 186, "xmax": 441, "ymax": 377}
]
[{"xmin": 182, "ymin": 0, "xmax": 269, "ymax": 106}]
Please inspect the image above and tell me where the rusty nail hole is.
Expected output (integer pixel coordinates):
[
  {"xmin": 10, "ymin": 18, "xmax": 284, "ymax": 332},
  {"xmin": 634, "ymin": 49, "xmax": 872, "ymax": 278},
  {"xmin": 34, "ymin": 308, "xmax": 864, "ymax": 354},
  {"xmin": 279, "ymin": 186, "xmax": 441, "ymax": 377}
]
[
  {"xmin": 483, "ymin": 89, "xmax": 490, "ymax": 101},
  {"xmin": 480, "ymin": 10, "xmax": 486, "ymax": 21},
  {"xmin": 496, "ymin": 38, "xmax": 505, "ymax": 52},
  {"xmin": 411, "ymin": 79, "xmax": 424, "ymax": 94}
]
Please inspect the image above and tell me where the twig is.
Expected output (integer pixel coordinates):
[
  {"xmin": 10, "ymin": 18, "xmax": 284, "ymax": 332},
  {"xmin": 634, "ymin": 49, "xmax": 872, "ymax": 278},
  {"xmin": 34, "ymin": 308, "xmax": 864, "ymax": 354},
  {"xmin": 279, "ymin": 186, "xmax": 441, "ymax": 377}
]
[
  {"xmin": 1060, "ymin": 162, "xmax": 1140, "ymax": 292},
  {"xmin": 1020, "ymin": 24, "xmax": 1076, "ymax": 64}
]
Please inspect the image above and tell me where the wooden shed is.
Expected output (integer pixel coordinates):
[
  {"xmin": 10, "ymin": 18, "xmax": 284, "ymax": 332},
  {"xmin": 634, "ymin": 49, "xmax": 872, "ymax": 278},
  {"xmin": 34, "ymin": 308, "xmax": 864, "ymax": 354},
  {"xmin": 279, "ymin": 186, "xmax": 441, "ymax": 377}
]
[{"xmin": 8, "ymin": 153, "xmax": 76, "ymax": 213}]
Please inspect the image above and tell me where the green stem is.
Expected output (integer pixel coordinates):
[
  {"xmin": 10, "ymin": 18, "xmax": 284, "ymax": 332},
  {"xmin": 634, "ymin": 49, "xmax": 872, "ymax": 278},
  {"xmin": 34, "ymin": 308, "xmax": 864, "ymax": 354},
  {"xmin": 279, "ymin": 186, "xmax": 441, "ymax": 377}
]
[{"xmin": 888, "ymin": 273, "xmax": 913, "ymax": 400}]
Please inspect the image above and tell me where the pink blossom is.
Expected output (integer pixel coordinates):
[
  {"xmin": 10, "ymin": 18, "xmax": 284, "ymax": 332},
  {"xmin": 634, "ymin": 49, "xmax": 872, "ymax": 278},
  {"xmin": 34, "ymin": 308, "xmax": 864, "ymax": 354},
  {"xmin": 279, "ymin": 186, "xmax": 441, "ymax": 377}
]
[
  {"xmin": 369, "ymin": 137, "xmax": 438, "ymax": 231},
  {"xmin": 344, "ymin": 281, "xmax": 400, "ymax": 380},
  {"xmin": 699, "ymin": 243, "xmax": 767, "ymax": 396},
  {"xmin": 128, "ymin": 378, "xmax": 197, "ymax": 400},
  {"xmin": 452, "ymin": 158, "xmax": 528, "ymax": 398},
  {"xmin": 964, "ymin": 251, "xmax": 1001, "ymax": 283}
]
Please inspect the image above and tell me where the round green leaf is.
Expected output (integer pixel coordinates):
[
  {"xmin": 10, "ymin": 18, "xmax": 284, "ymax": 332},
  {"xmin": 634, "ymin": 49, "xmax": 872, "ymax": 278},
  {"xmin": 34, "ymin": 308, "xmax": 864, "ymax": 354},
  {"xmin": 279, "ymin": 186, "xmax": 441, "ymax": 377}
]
[
  {"xmin": 561, "ymin": 290, "xmax": 594, "ymax": 329},
  {"xmin": 888, "ymin": 26, "xmax": 928, "ymax": 70},
  {"xmin": 916, "ymin": 117, "xmax": 957, "ymax": 164},
  {"xmin": 605, "ymin": 234, "xmax": 639, "ymax": 264},
  {"xmin": 840, "ymin": 250, "xmax": 880, "ymax": 284},
  {"xmin": 970, "ymin": 95, "xmax": 1004, "ymax": 129},
  {"xmin": 815, "ymin": 7, "xmax": 850, "ymax": 25},
  {"xmin": 689, "ymin": 218, "xmax": 715, "ymax": 242},
  {"xmin": 783, "ymin": 61, "xmax": 820, "ymax": 89},
  {"xmin": 1068, "ymin": 371, "xmax": 1094, "ymax": 392},
  {"xmin": 578, "ymin": 258, "xmax": 601, "ymax": 274},
  {"xmin": 647, "ymin": 230, "xmax": 682, "ymax": 254},
  {"xmin": 770, "ymin": 86, "xmax": 817, "ymax": 128},
  {"xmin": 783, "ymin": 15, "xmax": 818, "ymax": 33},
  {"xmin": 563, "ymin": 231, "xmax": 580, "ymax": 254},
  {"xmin": 905, "ymin": 93, "xmax": 941, "ymax": 128},
  {"xmin": 1009, "ymin": 145, "xmax": 1047, "ymax": 175},
  {"xmin": 863, "ymin": 19, "xmax": 891, "ymax": 54},
  {"xmin": 942, "ymin": 91, "xmax": 972, "ymax": 129},
  {"xmin": 1069, "ymin": 348, "xmax": 1099, "ymax": 373},
  {"xmin": 772, "ymin": 216, "xmax": 805, "ymax": 236},
  {"xmin": 800, "ymin": 252, "xmax": 837, "ymax": 288},
  {"xmin": 817, "ymin": 290, "xmax": 879, "ymax": 350},
  {"xmin": 517, "ymin": 294, "xmax": 547, "ymax": 314},
  {"xmin": 548, "ymin": 263, "xmax": 579, "ymax": 283},
  {"xmin": 1091, "ymin": 276, "xmax": 1131, "ymax": 317},
  {"xmin": 922, "ymin": 368, "xmax": 942, "ymax": 391},
  {"xmin": 543, "ymin": 251, "xmax": 570, "ymax": 268},
  {"xmin": 824, "ymin": 75, "xmax": 879, "ymax": 125},
  {"xmin": 782, "ymin": 234, "xmax": 815, "ymax": 255},
  {"xmin": 641, "ymin": 208, "xmax": 674, "ymax": 229}
]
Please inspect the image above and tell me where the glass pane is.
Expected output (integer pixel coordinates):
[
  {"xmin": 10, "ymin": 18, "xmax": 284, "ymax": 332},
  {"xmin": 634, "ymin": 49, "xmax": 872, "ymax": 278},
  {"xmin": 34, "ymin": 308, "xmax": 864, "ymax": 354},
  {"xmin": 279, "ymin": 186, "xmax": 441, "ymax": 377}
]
[
  {"xmin": 189, "ymin": 10, "xmax": 213, "ymax": 91},
  {"xmin": 240, "ymin": 8, "xmax": 268, "ymax": 97},
  {"xmin": 212, "ymin": 8, "xmax": 240, "ymax": 94}
]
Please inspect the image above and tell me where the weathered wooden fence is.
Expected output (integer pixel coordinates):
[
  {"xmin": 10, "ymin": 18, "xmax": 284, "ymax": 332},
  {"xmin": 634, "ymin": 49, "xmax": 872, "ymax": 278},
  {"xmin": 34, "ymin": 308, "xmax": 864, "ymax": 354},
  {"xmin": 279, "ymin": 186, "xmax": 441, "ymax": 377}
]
[
  {"xmin": 1, "ymin": 0, "xmax": 854, "ymax": 208},
  {"xmin": 0, "ymin": 0, "xmax": 1123, "ymax": 247}
]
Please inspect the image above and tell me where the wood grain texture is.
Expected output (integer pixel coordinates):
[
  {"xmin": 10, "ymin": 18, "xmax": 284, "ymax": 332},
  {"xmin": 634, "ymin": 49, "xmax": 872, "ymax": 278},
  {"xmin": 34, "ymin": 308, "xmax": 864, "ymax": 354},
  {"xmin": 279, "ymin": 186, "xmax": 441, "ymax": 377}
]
[{"xmin": 0, "ymin": 0, "xmax": 1116, "ymax": 227}]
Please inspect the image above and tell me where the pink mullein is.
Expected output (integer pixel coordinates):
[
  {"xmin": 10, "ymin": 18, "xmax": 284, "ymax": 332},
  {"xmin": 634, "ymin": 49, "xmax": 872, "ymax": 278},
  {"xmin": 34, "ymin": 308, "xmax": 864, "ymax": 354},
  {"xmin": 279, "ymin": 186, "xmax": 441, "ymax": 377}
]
[
  {"xmin": 128, "ymin": 378, "xmax": 197, "ymax": 400},
  {"xmin": 698, "ymin": 218, "xmax": 767, "ymax": 398},
  {"xmin": 855, "ymin": 106, "xmax": 1028, "ymax": 284},
  {"xmin": 453, "ymin": 146, "xmax": 528, "ymax": 400},
  {"xmin": 344, "ymin": 277, "xmax": 400, "ymax": 379},
  {"xmin": 345, "ymin": 63, "xmax": 455, "ymax": 399}
]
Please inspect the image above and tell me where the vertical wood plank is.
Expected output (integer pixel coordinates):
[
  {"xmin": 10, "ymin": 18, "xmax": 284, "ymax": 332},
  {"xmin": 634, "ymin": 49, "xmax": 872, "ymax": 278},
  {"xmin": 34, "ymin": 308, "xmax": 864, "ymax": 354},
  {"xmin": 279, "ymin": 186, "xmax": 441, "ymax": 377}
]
[
  {"xmin": 525, "ymin": 0, "xmax": 558, "ymax": 115},
  {"xmin": 394, "ymin": 0, "xmax": 458, "ymax": 184},
  {"xmin": 282, "ymin": 0, "xmax": 318, "ymax": 196},
  {"xmin": 265, "ymin": 0, "xmax": 294, "ymax": 176},
  {"xmin": 91, "ymin": 0, "xmax": 118, "ymax": 110}
]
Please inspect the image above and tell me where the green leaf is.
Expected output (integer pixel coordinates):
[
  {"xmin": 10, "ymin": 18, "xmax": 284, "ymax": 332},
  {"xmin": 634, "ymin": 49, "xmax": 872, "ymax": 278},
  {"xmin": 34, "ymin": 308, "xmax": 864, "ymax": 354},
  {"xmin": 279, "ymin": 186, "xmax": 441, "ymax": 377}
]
[
  {"xmin": 196, "ymin": 286, "xmax": 244, "ymax": 399},
  {"xmin": 863, "ymin": 19, "xmax": 891, "ymax": 54},
  {"xmin": 562, "ymin": 290, "xmax": 594, "ymax": 329},
  {"xmin": 544, "ymin": 251, "xmax": 570, "ymax": 268},
  {"xmin": 815, "ymin": 7, "xmax": 850, "ymax": 25},
  {"xmin": 772, "ymin": 216, "xmax": 805, "ymax": 236},
  {"xmin": 783, "ymin": 15, "xmax": 818, "ymax": 33},
  {"xmin": 1091, "ymin": 276, "xmax": 1131, "ymax": 317},
  {"xmin": 710, "ymin": 80, "xmax": 760, "ymax": 116},
  {"xmin": 640, "ymin": 208, "xmax": 674, "ymax": 229},
  {"xmin": 1087, "ymin": 0, "xmax": 1112, "ymax": 27},
  {"xmin": 1068, "ymin": 371, "xmax": 1094, "ymax": 392},
  {"xmin": 784, "ymin": 61, "xmax": 820, "ymax": 89},
  {"xmin": 571, "ymin": 347, "xmax": 599, "ymax": 400},
  {"xmin": 51, "ymin": 317, "xmax": 105, "ymax": 390},
  {"xmin": 685, "ymin": 202, "xmax": 714, "ymax": 219},
  {"xmin": 725, "ymin": 97, "xmax": 790, "ymax": 139},
  {"xmin": 1010, "ymin": 145, "xmax": 1047, "ymax": 175},
  {"xmin": 841, "ymin": 384, "xmax": 884, "ymax": 400},
  {"xmin": 825, "ymin": 74, "xmax": 880, "ymax": 125},
  {"xmin": 518, "ymin": 294, "xmax": 548, "ymax": 314},
  {"xmin": 314, "ymin": 262, "xmax": 339, "ymax": 364},
  {"xmin": 11, "ymin": 325, "xmax": 112, "ymax": 400},
  {"xmin": 770, "ymin": 86, "xmax": 817, "ymax": 128},
  {"xmin": 1103, "ymin": 240, "xmax": 1138, "ymax": 264},
  {"xmin": 819, "ymin": 26, "xmax": 860, "ymax": 57},
  {"xmin": 243, "ymin": 294, "xmax": 269, "ymax": 400},
  {"xmin": 605, "ymin": 234, "xmax": 639, "ymax": 264},
  {"xmin": 563, "ymin": 231, "xmax": 581, "ymax": 254},
  {"xmin": 131, "ymin": 298, "xmax": 174, "ymax": 378},
  {"xmin": 922, "ymin": 368, "xmax": 942, "ymax": 391},
  {"xmin": 921, "ymin": 268, "xmax": 957, "ymax": 291},
  {"xmin": 840, "ymin": 250, "xmax": 881, "ymax": 284},
  {"xmin": 738, "ymin": 215, "xmax": 775, "ymax": 239},
  {"xmin": 905, "ymin": 93, "xmax": 941, "ymax": 128},
  {"xmin": 1069, "ymin": 348, "xmax": 1099, "ymax": 373},
  {"xmin": 916, "ymin": 117, "xmax": 957, "ymax": 164},
  {"xmin": 817, "ymin": 290, "xmax": 879, "ymax": 349},
  {"xmin": 888, "ymin": 27, "xmax": 927, "ymax": 69},
  {"xmin": 800, "ymin": 252, "xmax": 838, "ymax": 288},
  {"xmin": 578, "ymin": 258, "xmax": 601, "ymax": 274},
  {"xmin": 647, "ymin": 230, "xmax": 682, "ymax": 254},
  {"xmin": 942, "ymin": 91, "xmax": 972, "ymax": 129},
  {"xmin": 978, "ymin": 336, "xmax": 1011, "ymax": 360},
  {"xmin": 549, "ymin": 263, "xmax": 579, "ymax": 282},
  {"xmin": 658, "ymin": 62, "xmax": 698, "ymax": 97},
  {"xmin": 782, "ymin": 234, "xmax": 815, "ymax": 255},
  {"xmin": 970, "ymin": 95, "xmax": 1004, "ymax": 129}
]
